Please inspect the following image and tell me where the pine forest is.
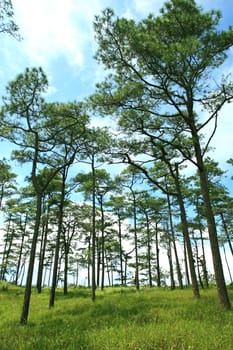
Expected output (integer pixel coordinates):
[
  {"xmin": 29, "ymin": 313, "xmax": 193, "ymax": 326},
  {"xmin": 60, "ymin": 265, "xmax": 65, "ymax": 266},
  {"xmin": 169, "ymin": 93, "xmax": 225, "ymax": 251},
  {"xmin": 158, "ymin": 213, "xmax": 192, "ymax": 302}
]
[{"xmin": 0, "ymin": 1, "xmax": 233, "ymax": 341}]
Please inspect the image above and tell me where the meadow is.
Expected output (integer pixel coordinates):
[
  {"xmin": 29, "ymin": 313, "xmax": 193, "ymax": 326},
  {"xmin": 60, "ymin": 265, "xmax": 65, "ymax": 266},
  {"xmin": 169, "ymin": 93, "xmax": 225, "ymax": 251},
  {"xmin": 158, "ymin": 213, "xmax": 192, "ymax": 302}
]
[{"xmin": 0, "ymin": 282, "xmax": 233, "ymax": 350}]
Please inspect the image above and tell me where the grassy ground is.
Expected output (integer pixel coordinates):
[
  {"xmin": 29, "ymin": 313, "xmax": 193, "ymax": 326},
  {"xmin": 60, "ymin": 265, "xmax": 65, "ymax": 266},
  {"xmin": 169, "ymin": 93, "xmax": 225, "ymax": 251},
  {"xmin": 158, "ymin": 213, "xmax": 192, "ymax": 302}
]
[{"xmin": 0, "ymin": 282, "xmax": 233, "ymax": 350}]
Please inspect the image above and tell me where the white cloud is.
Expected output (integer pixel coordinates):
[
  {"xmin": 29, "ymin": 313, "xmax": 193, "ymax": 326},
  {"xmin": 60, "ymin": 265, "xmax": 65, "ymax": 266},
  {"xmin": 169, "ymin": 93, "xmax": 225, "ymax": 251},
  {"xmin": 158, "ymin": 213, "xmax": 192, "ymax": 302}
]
[
  {"xmin": 11, "ymin": 0, "xmax": 108, "ymax": 68},
  {"xmin": 210, "ymin": 102, "xmax": 233, "ymax": 165}
]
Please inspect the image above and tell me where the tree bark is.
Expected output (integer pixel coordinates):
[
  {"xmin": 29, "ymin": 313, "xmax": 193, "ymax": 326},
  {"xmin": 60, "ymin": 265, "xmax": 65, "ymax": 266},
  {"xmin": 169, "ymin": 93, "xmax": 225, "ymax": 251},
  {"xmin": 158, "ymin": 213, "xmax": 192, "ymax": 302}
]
[
  {"xmin": 91, "ymin": 154, "xmax": 96, "ymax": 301},
  {"xmin": 174, "ymin": 164, "xmax": 200, "ymax": 299},
  {"xmin": 166, "ymin": 192, "xmax": 183, "ymax": 289},
  {"xmin": 132, "ymin": 192, "xmax": 139, "ymax": 290},
  {"xmin": 194, "ymin": 140, "xmax": 231, "ymax": 308},
  {"xmin": 117, "ymin": 213, "xmax": 124, "ymax": 285},
  {"xmin": 20, "ymin": 194, "xmax": 42, "ymax": 324},
  {"xmin": 49, "ymin": 169, "xmax": 66, "ymax": 308}
]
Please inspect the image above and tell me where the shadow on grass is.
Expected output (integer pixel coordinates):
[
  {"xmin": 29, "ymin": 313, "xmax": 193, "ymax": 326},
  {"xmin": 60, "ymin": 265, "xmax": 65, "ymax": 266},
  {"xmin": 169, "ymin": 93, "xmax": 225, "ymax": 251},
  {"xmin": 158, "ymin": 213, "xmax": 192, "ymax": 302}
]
[
  {"xmin": 39, "ymin": 287, "xmax": 164, "ymax": 332},
  {"xmin": 54, "ymin": 286, "xmax": 92, "ymax": 299}
]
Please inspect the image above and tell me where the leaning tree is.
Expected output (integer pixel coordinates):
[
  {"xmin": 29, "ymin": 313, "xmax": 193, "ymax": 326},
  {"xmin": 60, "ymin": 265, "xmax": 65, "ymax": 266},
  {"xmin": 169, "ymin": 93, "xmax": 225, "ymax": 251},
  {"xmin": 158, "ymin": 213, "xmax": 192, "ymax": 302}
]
[{"xmin": 92, "ymin": 0, "xmax": 233, "ymax": 308}]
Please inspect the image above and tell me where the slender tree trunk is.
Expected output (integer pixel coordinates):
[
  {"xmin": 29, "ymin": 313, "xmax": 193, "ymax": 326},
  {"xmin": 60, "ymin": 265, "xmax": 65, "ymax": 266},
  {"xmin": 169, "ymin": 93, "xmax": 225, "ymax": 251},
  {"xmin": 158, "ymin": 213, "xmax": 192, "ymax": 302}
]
[
  {"xmin": 37, "ymin": 208, "xmax": 45, "ymax": 292},
  {"xmin": 174, "ymin": 164, "xmax": 200, "ymax": 298},
  {"xmin": 155, "ymin": 222, "xmax": 161, "ymax": 287},
  {"xmin": 87, "ymin": 236, "xmax": 91, "ymax": 288},
  {"xmin": 167, "ymin": 228, "xmax": 175, "ymax": 290},
  {"xmin": 195, "ymin": 200, "xmax": 209, "ymax": 287},
  {"xmin": 145, "ymin": 211, "xmax": 153, "ymax": 287},
  {"xmin": 47, "ymin": 251, "xmax": 54, "ymax": 287},
  {"xmin": 124, "ymin": 256, "xmax": 128, "ymax": 285},
  {"xmin": 96, "ymin": 238, "xmax": 101, "ymax": 287},
  {"xmin": 20, "ymin": 194, "xmax": 43, "ymax": 324},
  {"xmin": 37, "ymin": 201, "xmax": 51, "ymax": 293},
  {"xmin": 20, "ymin": 262, "xmax": 26, "ymax": 286},
  {"xmin": 15, "ymin": 216, "xmax": 27, "ymax": 285},
  {"xmin": 100, "ymin": 198, "xmax": 105, "ymax": 290},
  {"xmin": 117, "ymin": 213, "xmax": 124, "ymax": 285},
  {"xmin": 193, "ymin": 235, "xmax": 204, "ymax": 289},
  {"xmin": 64, "ymin": 223, "xmax": 76, "ymax": 293},
  {"xmin": 220, "ymin": 213, "xmax": 233, "ymax": 257},
  {"xmin": 132, "ymin": 193, "xmax": 139, "ymax": 290},
  {"xmin": 63, "ymin": 241, "xmax": 69, "ymax": 295},
  {"xmin": 37, "ymin": 207, "xmax": 46, "ymax": 292},
  {"xmin": 49, "ymin": 170, "xmax": 66, "ymax": 308},
  {"xmin": 166, "ymin": 192, "xmax": 183, "ymax": 289},
  {"xmin": 194, "ymin": 141, "xmax": 231, "ymax": 308},
  {"xmin": 183, "ymin": 237, "xmax": 190, "ymax": 286},
  {"xmin": 222, "ymin": 243, "xmax": 233, "ymax": 284},
  {"xmin": 199, "ymin": 227, "xmax": 209, "ymax": 288},
  {"xmin": 57, "ymin": 255, "xmax": 63, "ymax": 287},
  {"xmin": 0, "ymin": 216, "xmax": 13, "ymax": 280},
  {"xmin": 91, "ymin": 154, "xmax": 96, "ymax": 301},
  {"xmin": 107, "ymin": 262, "xmax": 111, "ymax": 286}
]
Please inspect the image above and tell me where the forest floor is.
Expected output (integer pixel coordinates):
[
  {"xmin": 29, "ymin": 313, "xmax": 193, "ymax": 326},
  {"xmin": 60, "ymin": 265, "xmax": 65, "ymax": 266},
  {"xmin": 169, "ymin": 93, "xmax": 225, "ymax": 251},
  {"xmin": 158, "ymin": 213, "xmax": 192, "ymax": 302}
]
[{"xmin": 0, "ymin": 282, "xmax": 233, "ymax": 349}]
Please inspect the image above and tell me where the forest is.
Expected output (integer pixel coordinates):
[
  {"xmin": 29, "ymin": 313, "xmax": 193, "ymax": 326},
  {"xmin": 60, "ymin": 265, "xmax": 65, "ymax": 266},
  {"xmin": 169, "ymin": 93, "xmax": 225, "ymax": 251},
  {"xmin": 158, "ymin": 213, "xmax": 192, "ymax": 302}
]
[{"xmin": 0, "ymin": 0, "xmax": 233, "ymax": 328}]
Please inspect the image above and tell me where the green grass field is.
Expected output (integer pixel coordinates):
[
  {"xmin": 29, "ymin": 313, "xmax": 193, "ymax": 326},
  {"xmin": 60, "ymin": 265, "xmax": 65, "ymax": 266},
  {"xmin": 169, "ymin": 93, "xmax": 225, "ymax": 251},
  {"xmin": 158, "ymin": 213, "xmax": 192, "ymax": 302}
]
[{"xmin": 0, "ymin": 282, "xmax": 233, "ymax": 349}]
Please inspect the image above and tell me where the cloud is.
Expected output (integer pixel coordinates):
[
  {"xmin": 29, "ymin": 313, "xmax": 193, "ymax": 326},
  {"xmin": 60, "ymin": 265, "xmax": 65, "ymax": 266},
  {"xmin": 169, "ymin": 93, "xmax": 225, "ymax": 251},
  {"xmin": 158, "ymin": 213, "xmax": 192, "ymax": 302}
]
[
  {"xmin": 11, "ymin": 0, "xmax": 109, "ymax": 68},
  {"xmin": 210, "ymin": 102, "xmax": 233, "ymax": 165}
]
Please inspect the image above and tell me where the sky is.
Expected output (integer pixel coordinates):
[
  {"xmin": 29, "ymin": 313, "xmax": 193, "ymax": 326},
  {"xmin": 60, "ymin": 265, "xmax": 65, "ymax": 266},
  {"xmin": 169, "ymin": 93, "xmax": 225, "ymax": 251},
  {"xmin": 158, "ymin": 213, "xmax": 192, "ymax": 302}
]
[
  {"xmin": 0, "ymin": 0, "xmax": 233, "ymax": 284},
  {"xmin": 0, "ymin": 0, "xmax": 233, "ymax": 188}
]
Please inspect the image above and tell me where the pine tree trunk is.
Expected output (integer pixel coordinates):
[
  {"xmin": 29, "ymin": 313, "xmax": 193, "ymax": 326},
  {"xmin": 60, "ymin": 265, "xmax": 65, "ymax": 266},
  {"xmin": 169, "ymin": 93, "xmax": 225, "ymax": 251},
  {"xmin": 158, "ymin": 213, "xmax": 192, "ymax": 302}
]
[
  {"xmin": 91, "ymin": 154, "xmax": 96, "ymax": 301},
  {"xmin": 145, "ymin": 211, "xmax": 153, "ymax": 287},
  {"xmin": 0, "ymin": 216, "xmax": 13, "ymax": 280},
  {"xmin": 132, "ymin": 193, "xmax": 139, "ymax": 290},
  {"xmin": 167, "ymin": 230, "xmax": 175, "ymax": 290},
  {"xmin": 222, "ymin": 243, "xmax": 233, "ymax": 283},
  {"xmin": 118, "ymin": 214, "xmax": 124, "ymax": 285},
  {"xmin": 64, "ymin": 242, "xmax": 69, "ymax": 295},
  {"xmin": 49, "ymin": 170, "xmax": 66, "ymax": 308},
  {"xmin": 20, "ymin": 194, "xmax": 42, "ymax": 324},
  {"xmin": 15, "ymin": 216, "xmax": 26, "ymax": 285},
  {"xmin": 195, "ymin": 141, "xmax": 231, "ymax": 309},
  {"xmin": 100, "ymin": 198, "xmax": 105, "ymax": 290},
  {"xmin": 167, "ymin": 192, "xmax": 183, "ymax": 289},
  {"xmin": 183, "ymin": 239, "xmax": 190, "ymax": 286},
  {"xmin": 37, "ymin": 203, "xmax": 49, "ymax": 293},
  {"xmin": 155, "ymin": 222, "xmax": 161, "ymax": 287},
  {"xmin": 174, "ymin": 164, "xmax": 200, "ymax": 299},
  {"xmin": 220, "ymin": 213, "xmax": 233, "ymax": 257}
]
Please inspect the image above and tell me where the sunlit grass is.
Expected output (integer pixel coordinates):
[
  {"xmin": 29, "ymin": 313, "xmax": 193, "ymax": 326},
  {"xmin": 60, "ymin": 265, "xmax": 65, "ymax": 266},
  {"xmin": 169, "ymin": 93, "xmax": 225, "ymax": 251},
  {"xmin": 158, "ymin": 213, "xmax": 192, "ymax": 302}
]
[{"xmin": 0, "ymin": 282, "xmax": 233, "ymax": 349}]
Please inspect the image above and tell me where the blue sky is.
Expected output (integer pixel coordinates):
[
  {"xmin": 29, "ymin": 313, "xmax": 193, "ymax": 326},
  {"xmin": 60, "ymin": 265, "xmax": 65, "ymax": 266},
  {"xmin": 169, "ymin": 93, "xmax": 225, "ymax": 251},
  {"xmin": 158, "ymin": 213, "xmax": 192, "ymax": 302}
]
[{"xmin": 0, "ymin": 0, "xmax": 233, "ymax": 190}]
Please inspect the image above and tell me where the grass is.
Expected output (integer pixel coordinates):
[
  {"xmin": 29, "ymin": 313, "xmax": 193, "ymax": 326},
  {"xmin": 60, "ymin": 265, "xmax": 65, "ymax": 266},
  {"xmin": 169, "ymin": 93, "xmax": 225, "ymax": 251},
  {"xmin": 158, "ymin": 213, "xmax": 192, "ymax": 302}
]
[{"xmin": 0, "ymin": 282, "xmax": 233, "ymax": 349}]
